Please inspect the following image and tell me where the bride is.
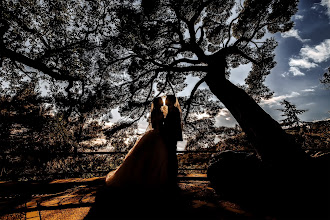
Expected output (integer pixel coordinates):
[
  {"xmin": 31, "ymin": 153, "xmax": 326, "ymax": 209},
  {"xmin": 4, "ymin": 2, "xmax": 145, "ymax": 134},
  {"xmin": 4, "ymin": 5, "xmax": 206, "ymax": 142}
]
[{"xmin": 105, "ymin": 96, "xmax": 181, "ymax": 188}]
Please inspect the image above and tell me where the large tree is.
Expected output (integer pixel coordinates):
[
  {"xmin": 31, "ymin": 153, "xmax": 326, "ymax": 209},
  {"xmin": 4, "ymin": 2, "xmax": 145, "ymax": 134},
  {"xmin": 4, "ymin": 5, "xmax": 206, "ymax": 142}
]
[
  {"xmin": 100, "ymin": 0, "xmax": 308, "ymax": 163},
  {"xmin": 0, "ymin": 0, "xmax": 309, "ymax": 163}
]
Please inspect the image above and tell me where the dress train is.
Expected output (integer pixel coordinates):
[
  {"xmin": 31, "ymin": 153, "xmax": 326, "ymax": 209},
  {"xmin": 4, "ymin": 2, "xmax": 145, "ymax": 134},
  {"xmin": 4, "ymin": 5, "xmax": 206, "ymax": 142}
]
[{"xmin": 105, "ymin": 130, "xmax": 169, "ymax": 188}]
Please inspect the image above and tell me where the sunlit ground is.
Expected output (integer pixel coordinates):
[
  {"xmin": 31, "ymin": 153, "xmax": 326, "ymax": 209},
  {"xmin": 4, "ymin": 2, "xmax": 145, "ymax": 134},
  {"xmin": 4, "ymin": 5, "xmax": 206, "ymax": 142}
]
[{"xmin": 0, "ymin": 174, "xmax": 254, "ymax": 220}]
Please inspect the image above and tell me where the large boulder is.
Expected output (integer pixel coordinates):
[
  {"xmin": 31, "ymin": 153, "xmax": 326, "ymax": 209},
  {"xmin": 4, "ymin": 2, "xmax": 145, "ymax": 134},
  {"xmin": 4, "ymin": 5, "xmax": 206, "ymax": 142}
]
[
  {"xmin": 207, "ymin": 150, "xmax": 263, "ymax": 203},
  {"xmin": 207, "ymin": 150, "xmax": 330, "ymax": 218}
]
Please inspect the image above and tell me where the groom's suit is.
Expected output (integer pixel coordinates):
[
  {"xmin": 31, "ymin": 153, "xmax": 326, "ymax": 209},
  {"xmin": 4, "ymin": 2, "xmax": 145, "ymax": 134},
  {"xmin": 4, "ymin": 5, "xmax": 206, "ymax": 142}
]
[{"xmin": 163, "ymin": 106, "xmax": 182, "ymax": 186}]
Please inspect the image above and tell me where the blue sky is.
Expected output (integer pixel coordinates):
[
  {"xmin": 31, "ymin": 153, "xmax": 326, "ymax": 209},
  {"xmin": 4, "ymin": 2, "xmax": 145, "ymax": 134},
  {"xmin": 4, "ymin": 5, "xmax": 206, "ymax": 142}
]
[{"xmin": 216, "ymin": 0, "xmax": 330, "ymax": 127}]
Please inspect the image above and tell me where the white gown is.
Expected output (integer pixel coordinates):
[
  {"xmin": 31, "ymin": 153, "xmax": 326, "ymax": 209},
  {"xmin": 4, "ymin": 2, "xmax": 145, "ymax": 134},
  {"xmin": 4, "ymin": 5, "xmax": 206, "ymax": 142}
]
[{"xmin": 105, "ymin": 129, "xmax": 169, "ymax": 188}]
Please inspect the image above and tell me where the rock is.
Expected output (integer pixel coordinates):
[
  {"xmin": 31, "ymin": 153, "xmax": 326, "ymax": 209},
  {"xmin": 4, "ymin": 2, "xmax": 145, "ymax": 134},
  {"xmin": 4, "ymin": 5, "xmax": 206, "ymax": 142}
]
[
  {"xmin": 207, "ymin": 150, "xmax": 330, "ymax": 218},
  {"xmin": 207, "ymin": 150, "xmax": 263, "ymax": 203}
]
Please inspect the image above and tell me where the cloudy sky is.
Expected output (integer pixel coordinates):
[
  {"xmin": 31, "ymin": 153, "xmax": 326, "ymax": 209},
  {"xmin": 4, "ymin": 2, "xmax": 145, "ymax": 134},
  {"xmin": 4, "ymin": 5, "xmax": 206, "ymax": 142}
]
[{"xmin": 214, "ymin": 0, "xmax": 330, "ymax": 127}]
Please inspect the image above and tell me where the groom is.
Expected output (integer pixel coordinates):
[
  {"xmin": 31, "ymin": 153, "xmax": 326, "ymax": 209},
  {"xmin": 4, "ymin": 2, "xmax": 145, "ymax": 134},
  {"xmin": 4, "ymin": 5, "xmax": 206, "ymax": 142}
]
[{"xmin": 163, "ymin": 95, "xmax": 183, "ymax": 187}]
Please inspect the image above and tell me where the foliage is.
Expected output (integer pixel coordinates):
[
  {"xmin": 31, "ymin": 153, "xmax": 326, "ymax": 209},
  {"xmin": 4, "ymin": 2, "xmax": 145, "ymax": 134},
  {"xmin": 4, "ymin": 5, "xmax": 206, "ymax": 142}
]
[
  {"xmin": 216, "ymin": 133, "xmax": 253, "ymax": 152},
  {"xmin": 320, "ymin": 67, "xmax": 330, "ymax": 89},
  {"xmin": 219, "ymin": 120, "xmax": 330, "ymax": 152},
  {"xmin": 177, "ymin": 153, "xmax": 211, "ymax": 174},
  {"xmin": 0, "ymin": 0, "xmax": 116, "ymax": 145},
  {"xmin": 0, "ymin": 82, "xmax": 54, "ymax": 151},
  {"xmin": 277, "ymin": 99, "xmax": 307, "ymax": 128},
  {"xmin": 109, "ymin": 0, "xmax": 298, "ymax": 102},
  {"xmin": 0, "ymin": 0, "xmax": 300, "ymax": 149},
  {"xmin": 0, "ymin": 82, "xmax": 111, "ymax": 180}
]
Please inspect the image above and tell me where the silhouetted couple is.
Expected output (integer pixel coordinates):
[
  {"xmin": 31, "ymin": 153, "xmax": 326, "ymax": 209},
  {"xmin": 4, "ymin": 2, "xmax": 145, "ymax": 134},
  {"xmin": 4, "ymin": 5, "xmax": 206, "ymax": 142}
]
[
  {"xmin": 105, "ymin": 95, "xmax": 182, "ymax": 188},
  {"xmin": 85, "ymin": 95, "xmax": 183, "ymax": 219}
]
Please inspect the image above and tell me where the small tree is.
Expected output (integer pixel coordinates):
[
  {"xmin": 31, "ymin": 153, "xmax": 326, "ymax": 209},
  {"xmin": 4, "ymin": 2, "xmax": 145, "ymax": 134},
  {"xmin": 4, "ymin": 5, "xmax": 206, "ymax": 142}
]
[
  {"xmin": 277, "ymin": 100, "xmax": 307, "ymax": 128},
  {"xmin": 320, "ymin": 67, "xmax": 330, "ymax": 89}
]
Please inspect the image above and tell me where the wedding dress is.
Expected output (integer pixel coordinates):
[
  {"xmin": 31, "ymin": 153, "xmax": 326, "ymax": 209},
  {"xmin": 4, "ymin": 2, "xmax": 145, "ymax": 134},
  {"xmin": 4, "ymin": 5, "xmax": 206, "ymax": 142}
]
[
  {"xmin": 105, "ymin": 129, "xmax": 168, "ymax": 187},
  {"xmin": 105, "ymin": 97, "xmax": 169, "ymax": 188},
  {"xmin": 85, "ymin": 97, "xmax": 183, "ymax": 219}
]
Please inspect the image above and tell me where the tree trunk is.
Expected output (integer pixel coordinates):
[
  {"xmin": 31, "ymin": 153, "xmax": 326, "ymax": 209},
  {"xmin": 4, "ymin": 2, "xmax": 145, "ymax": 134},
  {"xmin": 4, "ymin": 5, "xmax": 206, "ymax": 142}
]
[{"xmin": 205, "ymin": 64, "xmax": 308, "ymax": 165}]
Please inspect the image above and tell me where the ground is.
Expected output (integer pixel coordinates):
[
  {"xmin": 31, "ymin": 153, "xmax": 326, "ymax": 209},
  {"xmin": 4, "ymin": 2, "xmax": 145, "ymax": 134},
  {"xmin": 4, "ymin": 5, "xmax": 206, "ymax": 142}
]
[{"xmin": 0, "ymin": 174, "xmax": 256, "ymax": 220}]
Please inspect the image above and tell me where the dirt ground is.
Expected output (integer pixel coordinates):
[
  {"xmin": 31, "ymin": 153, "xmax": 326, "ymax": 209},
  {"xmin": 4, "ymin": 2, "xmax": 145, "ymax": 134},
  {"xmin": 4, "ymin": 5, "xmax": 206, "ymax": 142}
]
[{"xmin": 0, "ymin": 175, "xmax": 264, "ymax": 220}]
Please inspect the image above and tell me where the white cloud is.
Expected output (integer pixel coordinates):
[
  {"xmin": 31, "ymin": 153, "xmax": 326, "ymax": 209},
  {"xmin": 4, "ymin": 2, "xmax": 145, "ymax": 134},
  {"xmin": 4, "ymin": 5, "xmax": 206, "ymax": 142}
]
[
  {"xmin": 321, "ymin": 0, "xmax": 330, "ymax": 17},
  {"xmin": 281, "ymin": 28, "xmax": 310, "ymax": 42},
  {"xmin": 215, "ymin": 108, "xmax": 237, "ymax": 127},
  {"xmin": 302, "ymin": 88, "xmax": 315, "ymax": 92},
  {"xmin": 261, "ymin": 91, "xmax": 300, "ymax": 107},
  {"xmin": 288, "ymin": 39, "xmax": 330, "ymax": 76},
  {"xmin": 294, "ymin": 15, "xmax": 304, "ymax": 20},
  {"xmin": 300, "ymin": 39, "xmax": 330, "ymax": 63},
  {"xmin": 289, "ymin": 58, "xmax": 318, "ymax": 69},
  {"xmin": 196, "ymin": 112, "xmax": 211, "ymax": 119},
  {"xmin": 289, "ymin": 67, "xmax": 305, "ymax": 76},
  {"xmin": 177, "ymin": 141, "xmax": 187, "ymax": 151},
  {"xmin": 217, "ymin": 108, "xmax": 229, "ymax": 117}
]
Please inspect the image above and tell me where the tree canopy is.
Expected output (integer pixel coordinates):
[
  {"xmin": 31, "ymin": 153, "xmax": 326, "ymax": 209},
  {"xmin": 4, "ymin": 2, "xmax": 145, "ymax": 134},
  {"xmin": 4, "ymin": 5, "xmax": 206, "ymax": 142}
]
[
  {"xmin": 0, "ymin": 0, "xmax": 300, "ymax": 153},
  {"xmin": 112, "ymin": 0, "xmax": 297, "ymax": 102},
  {"xmin": 320, "ymin": 67, "xmax": 330, "ymax": 89}
]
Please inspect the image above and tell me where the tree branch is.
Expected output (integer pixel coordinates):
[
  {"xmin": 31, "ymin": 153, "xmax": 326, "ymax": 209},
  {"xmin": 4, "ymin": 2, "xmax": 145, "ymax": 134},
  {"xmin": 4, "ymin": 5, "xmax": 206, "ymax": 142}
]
[
  {"xmin": 140, "ymin": 54, "xmax": 207, "ymax": 72},
  {"xmin": 107, "ymin": 54, "xmax": 137, "ymax": 66},
  {"xmin": 235, "ymin": 48, "xmax": 259, "ymax": 65},
  {"xmin": 166, "ymin": 65, "xmax": 208, "ymax": 73},
  {"xmin": 225, "ymin": 15, "xmax": 239, "ymax": 48},
  {"xmin": 172, "ymin": 58, "xmax": 201, "ymax": 66},
  {"xmin": 191, "ymin": 0, "xmax": 213, "ymax": 23},
  {"xmin": 232, "ymin": 18, "xmax": 266, "ymax": 49},
  {"xmin": 3, "ymin": 11, "xmax": 51, "ymax": 49},
  {"xmin": 197, "ymin": 25, "xmax": 205, "ymax": 45},
  {"xmin": 170, "ymin": 2, "xmax": 206, "ymax": 61},
  {"xmin": 0, "ymin": 47, "xmax": 80, "ymax": 81},
  {"xmin": 213, "ymin": 46, "xmax": 260, "ymax": 66},
  {"xmin": 37, "ymin": 40, "xmax": 88, "ymax": 61}
]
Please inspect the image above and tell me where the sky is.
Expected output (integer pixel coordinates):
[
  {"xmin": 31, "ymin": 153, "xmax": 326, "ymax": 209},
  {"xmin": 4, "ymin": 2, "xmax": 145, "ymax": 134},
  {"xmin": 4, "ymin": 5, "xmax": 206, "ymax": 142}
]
[{"xmin": 213, "ymin": 0, "xmax": 330, "ymax": 127}]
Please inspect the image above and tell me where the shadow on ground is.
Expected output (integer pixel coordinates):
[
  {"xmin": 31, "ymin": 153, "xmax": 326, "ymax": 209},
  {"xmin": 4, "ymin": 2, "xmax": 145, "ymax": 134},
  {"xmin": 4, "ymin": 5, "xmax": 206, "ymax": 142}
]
[
  {"xmin": 0, "ymin": 177, "xmax": 103, "ymax": 219},
  {"xmin": 84, "ymin": 180, "xmax": 258, "ymax": 219},
  {"xmin": 1, "ymin": 176, "xmax": 257, "ymax": 220},
  {"xmin": 4, "ymin": 171, "xmax": 327, "ymax": 219}
]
